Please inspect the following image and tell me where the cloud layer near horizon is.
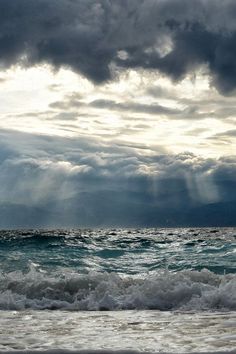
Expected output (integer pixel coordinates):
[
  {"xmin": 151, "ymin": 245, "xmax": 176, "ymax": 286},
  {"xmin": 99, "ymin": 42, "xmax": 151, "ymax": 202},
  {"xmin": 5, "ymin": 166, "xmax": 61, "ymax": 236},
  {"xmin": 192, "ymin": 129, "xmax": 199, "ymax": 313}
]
[
  {"xmin": 1, "ymin": 0, "xmax": 236, "ymax": 93},
  {"xmin": 0, "ymin": 129, "xmax": 236, "ymax": 227}
]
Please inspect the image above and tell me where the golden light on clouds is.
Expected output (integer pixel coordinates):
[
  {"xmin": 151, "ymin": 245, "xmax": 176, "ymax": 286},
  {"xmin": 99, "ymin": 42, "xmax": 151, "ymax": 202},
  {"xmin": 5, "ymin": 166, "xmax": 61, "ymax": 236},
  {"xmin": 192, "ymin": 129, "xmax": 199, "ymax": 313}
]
[{"xmin": 0, "ymin": 65, "xmax": 235, "ymax": 157}]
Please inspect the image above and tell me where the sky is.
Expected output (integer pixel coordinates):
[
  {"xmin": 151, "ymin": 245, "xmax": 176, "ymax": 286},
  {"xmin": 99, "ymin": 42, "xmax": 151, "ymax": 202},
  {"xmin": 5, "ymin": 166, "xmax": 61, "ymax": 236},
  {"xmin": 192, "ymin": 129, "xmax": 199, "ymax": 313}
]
[{"xmin": 1, "ymin": 0, "xmax": 236, "ymax": 227}]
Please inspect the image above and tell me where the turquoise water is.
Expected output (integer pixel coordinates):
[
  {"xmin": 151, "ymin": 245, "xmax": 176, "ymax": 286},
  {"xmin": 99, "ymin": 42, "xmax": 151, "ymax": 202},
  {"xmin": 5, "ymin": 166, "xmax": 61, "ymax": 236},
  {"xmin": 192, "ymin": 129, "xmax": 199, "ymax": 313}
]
[
  {"xmin": 0, "ymin": 228, "xmax": 235, "ymax": 274},
  {"xmin": 0, "ymin": 228, "xmax": 235, "ymax": 311}
]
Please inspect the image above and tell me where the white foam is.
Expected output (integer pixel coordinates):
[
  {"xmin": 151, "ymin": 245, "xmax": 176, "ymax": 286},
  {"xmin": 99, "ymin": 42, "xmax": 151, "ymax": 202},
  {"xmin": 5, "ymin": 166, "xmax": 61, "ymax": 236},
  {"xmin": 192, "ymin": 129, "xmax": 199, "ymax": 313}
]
[
  {"xmin": 0, "ymin": 350, "xmax": 234, "ymax": 354},
  {"xmin": 0, "ymin": 310, "xmax": 235, "ymax": 352},
  {"xmin": 0, "ymin": 268, "xmax": 235, "ymax": 311}
]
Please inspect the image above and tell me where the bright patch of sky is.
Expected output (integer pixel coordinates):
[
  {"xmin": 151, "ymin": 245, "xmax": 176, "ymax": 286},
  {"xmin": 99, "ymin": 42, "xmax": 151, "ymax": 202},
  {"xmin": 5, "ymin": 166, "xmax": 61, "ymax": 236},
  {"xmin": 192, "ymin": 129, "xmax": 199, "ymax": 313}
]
[{"xmin": 1, "ymin": 65, "xmax": 235, "ymax": 158}]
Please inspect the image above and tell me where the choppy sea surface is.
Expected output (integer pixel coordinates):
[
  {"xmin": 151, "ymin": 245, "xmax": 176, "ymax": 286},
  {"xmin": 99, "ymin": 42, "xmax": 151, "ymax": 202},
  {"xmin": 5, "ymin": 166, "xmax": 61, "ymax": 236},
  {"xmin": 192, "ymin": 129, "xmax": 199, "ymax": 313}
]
[{"xmin": 0, "ymin": 228, "xmax": 235, "ymax": 353}]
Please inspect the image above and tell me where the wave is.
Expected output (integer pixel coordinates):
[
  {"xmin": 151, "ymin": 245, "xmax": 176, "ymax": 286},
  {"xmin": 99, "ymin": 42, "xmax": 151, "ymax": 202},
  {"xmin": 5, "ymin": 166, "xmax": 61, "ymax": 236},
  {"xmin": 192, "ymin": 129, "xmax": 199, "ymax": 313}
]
[
  {"xmin": 0, "ymin": 233, "xmax": 67, "ymax": 246},
  {"xmin": 0, "ymin": 267, "xmax": 235, "ymax": 311}
]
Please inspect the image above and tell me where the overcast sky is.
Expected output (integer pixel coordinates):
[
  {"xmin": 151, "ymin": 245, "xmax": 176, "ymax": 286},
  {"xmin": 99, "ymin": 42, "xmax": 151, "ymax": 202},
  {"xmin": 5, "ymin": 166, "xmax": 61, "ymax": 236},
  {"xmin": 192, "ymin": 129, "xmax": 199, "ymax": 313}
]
[{"xmin": 1, "ymin": 0, "xmax": 236, "ymax": 227}]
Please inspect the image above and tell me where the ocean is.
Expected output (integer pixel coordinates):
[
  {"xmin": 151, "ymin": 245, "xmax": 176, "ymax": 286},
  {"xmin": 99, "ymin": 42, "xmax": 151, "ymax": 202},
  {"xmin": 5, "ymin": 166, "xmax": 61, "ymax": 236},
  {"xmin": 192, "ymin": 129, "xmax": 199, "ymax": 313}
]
[{"xmin": 0, "ymin": 228, "xmax": 235, "ymax": 353}]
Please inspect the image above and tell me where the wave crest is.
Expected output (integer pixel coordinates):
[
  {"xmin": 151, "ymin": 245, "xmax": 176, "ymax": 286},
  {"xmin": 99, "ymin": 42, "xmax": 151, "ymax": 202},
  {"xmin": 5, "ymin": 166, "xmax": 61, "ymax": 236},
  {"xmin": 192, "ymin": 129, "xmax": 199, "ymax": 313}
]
[{"xmin": 0, "ymin": 267, "xmax": 235, "ymax": 311}]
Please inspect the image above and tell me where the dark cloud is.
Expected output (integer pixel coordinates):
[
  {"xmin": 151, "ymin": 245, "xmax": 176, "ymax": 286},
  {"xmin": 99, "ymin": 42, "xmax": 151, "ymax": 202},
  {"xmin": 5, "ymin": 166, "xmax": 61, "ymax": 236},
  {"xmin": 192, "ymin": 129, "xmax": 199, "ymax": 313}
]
[
  {"xmin": 49, "ymin": 95, "xmax": 183, "ymax": 119},
  {"xmin": 1, "ymin": 1, "xmax": 236, "ymax": 94},
  {"xmin": 221, "ymin": 129, "xmax": 236, "ymax": 137},
  {"xmin": 209, "ymin": 129, "xmax": 236, "ymax": 143},
  {"xmin": 0, "ymin": 129, "xmax": 236, "ymax": 227},
  {"xmin": 49, "ymin": 94, "xmax": 217, "ymax": 121},
  {"xmin": 89, "ymin": 99, "xmax": 181, "ymax": 116}
]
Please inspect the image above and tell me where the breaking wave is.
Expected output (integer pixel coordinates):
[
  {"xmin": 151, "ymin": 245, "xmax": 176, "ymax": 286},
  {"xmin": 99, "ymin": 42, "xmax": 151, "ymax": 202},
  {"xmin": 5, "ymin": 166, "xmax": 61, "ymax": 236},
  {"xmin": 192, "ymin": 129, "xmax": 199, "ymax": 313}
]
[{"xmin": 0, "ymin": 267, "xmax": 235, "ymax": 311}]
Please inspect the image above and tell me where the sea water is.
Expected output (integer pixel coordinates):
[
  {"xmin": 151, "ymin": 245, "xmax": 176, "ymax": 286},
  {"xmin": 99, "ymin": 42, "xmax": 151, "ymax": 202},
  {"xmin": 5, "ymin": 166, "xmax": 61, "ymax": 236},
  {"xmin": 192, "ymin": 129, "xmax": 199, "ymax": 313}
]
[{"xmin": 0, "ymin": 228, "xmax": 235, "ymax": 353}]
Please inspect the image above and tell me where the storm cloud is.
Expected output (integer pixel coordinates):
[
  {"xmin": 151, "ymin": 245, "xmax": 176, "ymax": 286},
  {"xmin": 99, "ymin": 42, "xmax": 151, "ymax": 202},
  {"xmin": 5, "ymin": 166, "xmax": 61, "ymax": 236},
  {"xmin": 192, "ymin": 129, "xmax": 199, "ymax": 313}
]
[
  {"xmin": 0, "ymin": 129, "xmax": 236, "ymax": 227},
  {"xmin": 1, "ymin": 1, "xmax": 236, "ymax": 227},
  {"xmin": 1, "ymin": 0, "xmax": 236, "ymax": 93}
]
